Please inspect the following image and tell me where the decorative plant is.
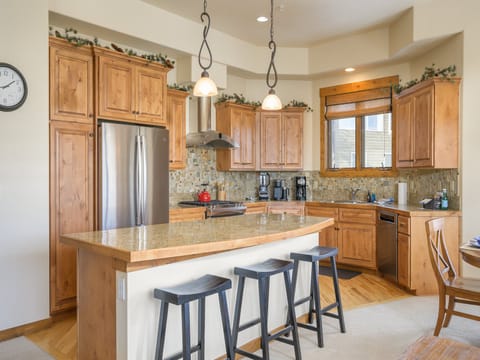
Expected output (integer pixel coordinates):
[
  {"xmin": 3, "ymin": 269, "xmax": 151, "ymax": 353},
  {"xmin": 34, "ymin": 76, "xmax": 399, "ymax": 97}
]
[
  {"xmin": 284, "ymin": 99, "xmax": 313, "ymax": 112},
  {"xmin": 167, "ymin": 83, "xmax": 192, "ymax": 92},
  {"xmin": 215, "ymin": 93, "xmax": 261, "ymax": 107},
  {"xmin": 49, "ymin": 27, "xmax": 175, "ymax": 69},
  {"xmin": 393, "ymin": 64, "xmax": 457, "ymax": 94}
]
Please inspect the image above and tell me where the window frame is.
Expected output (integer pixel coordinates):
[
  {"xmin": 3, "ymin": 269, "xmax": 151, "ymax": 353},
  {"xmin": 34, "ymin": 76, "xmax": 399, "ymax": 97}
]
[{"xmin": 320, "ymin": 76, "xmax": 399, "ymax": 177}]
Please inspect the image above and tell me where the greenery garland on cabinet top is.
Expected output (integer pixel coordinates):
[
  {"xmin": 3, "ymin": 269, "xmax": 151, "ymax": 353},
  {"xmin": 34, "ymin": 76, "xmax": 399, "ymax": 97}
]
[
  {"xmin": 215, "ymin": 93, "xmax": 313, "ymax": 112},
  {"xmin": 49, "ymin": 27, "xmax": 175, "ymax": 69},
  {"xmin": 167, "ymin": 83, "xmax": 192, "ymax": 92},
  {"xmin": 393, "ymin": 64, "xmax": 457, "ymax": 94}
]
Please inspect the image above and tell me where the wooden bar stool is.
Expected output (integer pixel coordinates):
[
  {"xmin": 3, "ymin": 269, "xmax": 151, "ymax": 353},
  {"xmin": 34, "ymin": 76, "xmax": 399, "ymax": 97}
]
[
  {"xmin": 289, "ymin": 246, "xmax": 346, "ymax": 347},
  {"xmin": 231, "ymin": 258, "xmax": 302, "ymax": 360},
  {"xmin": 154, "ymin": 274, "xmax": 234, "ymax": 360}
]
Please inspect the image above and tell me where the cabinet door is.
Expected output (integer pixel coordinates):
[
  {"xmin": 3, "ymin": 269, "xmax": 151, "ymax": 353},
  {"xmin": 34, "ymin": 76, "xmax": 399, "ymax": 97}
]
[
  {"xmin": 283, "ymin": 112, "xmax": 303, "ymax": 169},
  {"xmin": 136, "ymin": 66, "xmax": 167, "ymax": 125},
  {"xmin": 97, "ymin": 55, "xmax": 135, "ymax": 121},
  {"xmin": 397, "ymin": 233, "xmax": 410, "ymax": 288},
  {"xmin": 49, "ymin": 44, "xmax": 93, "ymax": 123},
  {"xmin": 167, "ymin": 91, "xmax": 187, "ymax": 169},
  {"xmin": 305, "ymin": 206, "xmax": 337, "ymax": 248},
  {"xmin": 413, "ymin": 86, "xmax": 434, "ymax": 167},
  {"xmin": 260, "ymin": 112, "xmax": 283, "ymax": 169},
  {"xmin": 240, "ymin": 110, "xmax": 257, "ymax": 169},
  {"xmin": 337, "ymin": 222, "xmax": 376, "ymax": 269},
  {"xmin": 395, "ymin": 96, "xmax": 414, "ymax": 167},
  {"xmin": 50, "ymin": 121, "xmax": 95, "ymax": 313},
  {"xmin": 230, "ymin": 109, "xmax": 245, "ymax": 168}
]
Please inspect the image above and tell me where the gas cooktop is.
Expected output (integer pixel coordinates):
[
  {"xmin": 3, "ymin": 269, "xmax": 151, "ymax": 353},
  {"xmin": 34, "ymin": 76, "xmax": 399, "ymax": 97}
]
[{"xmin": 178, "ymin": 200, "xmax": 246, "ymax": 218}]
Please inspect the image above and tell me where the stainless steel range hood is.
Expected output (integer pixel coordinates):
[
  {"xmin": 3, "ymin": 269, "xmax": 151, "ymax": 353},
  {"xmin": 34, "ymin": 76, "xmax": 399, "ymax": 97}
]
[{"xmin": 186, "ymin": 97, "xmax": 239, "ymax": 148}]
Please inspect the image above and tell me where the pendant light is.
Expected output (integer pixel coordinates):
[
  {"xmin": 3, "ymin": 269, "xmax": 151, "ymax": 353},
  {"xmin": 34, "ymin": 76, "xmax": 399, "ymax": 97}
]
[
  {"xmin": 193, "ymin": 0, "xmax": 218, "ymax": 97},
  {"xmin": 261, "ymin": 0, "xmax": 282, "ymax": 110}
]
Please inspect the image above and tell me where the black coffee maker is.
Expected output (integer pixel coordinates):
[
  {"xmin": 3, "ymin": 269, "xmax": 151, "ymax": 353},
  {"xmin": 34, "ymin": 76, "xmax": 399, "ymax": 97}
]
[{"xmin": 295, "ymin": 176, "xmax": 307, "ymax": 200}]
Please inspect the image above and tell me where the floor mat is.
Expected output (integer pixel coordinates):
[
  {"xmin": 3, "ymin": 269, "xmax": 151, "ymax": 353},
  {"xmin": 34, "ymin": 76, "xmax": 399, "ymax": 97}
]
[{"xmin": 318, "ymin": 265, "xmax": 361, "ymax": 279}]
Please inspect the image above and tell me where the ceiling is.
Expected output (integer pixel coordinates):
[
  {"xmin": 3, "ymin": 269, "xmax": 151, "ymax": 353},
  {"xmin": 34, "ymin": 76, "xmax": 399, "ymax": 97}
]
[{"xmin": 145, "ymin": 0, "xmax": 414, "ymax": 47}]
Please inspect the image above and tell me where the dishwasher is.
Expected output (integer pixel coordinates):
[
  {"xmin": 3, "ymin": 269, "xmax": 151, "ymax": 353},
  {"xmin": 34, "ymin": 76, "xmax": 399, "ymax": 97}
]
[{"xmin": 376, "ymin": 210, "xmax": 398, "ymax": 282}]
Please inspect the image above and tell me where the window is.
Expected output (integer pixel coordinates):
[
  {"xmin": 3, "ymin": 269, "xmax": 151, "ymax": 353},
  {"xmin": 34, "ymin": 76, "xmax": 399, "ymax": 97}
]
[{"xmin": 320, "ymin": 76, "xmax": 398, "ymax": 177}]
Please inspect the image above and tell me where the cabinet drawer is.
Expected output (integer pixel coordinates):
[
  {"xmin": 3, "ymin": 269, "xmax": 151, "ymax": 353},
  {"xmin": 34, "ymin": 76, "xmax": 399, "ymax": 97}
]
[
  {"xmin": 245, "ymin": 202, "xmax": 267, "ymax": 214},
  {"xmin": 268, "ymin": 206, "xmax": 305, "ymax": 216},
  {"xmin": 305, "ymin": 206, "xmax": 338, "ymax": 220},
  {"xmin": 338, "ymin": 208, "xmax": 376, "ymax": 224},
  {"xmin": 169, "ymin": 208, "xmax": 205, "ymax": 222},
  {"xmin": 398, "ymin": 216, "xmax": 411, "ymax": 235}
]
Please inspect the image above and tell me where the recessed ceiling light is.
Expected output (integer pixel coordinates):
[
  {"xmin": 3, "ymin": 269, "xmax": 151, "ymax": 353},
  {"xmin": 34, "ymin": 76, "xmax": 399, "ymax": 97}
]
[
  {"xmin": 257, "ymin": 16, "xmax": 268, "ymax": 23},
  {"xmin": 345, "ymin": 67, "xmax": 355, "ymax": 72}
]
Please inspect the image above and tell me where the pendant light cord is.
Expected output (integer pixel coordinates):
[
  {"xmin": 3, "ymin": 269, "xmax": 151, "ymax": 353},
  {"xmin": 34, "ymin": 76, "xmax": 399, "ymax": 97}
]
[
  {"xmin": 266, "ymin": 0, "xmax": 278, "ymax": 90},
  {"xmin": 198, "ymin": 0, "xmax": 213, "ymax": 72}
]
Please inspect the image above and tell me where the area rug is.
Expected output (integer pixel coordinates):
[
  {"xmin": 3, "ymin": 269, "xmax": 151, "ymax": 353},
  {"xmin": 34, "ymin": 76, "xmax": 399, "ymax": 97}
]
[
  {"xmin": 0, "ymin": 336, "xmax": 53, "ymax": 360},
  {"xmin": 318, "ymin": 265, "xmax": 360, "ymax": 279},
  {"xmin": 266, "ymin": 296, "xmax": 480, "ymax": 359}
]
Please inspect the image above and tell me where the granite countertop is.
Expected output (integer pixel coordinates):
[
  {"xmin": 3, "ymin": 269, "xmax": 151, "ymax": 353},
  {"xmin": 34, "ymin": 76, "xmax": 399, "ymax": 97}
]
[{"xmin": 61, "ymin": 214, "xmax": 334, "ymax": 264}]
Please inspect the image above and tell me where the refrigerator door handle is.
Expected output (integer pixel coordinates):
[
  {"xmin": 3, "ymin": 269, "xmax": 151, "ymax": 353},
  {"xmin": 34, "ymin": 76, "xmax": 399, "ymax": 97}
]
[
  {"xmin": 140, "ymin": 134, "xmax": 147, "ymax": 225},
  {"xmin": 135, "ymin": 135, "xmax": 142, "ymax": 226}
]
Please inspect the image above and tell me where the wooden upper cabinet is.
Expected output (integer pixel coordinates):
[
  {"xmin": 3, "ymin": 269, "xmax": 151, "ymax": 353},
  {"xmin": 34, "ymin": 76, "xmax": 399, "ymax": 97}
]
[
  {"xmin": 216, "ymin": 102, "xmax": 257, "ymax": 171},
  {"xmin": 49, "ymin": 121, "xmax": 95, "ymax": 313},
  {"xmin": 95, "ymin": 48, "xmax": 169, "ymax": 126},
  {"xmin": 395, "ymin": 78, "xmax": 460, "ymax": 169},
  {"xmin": 259, "ymin": 108, "xmax": 304, "ymax": 171},
  {"xmin": 167, "ymin": 89, "xmax": 189, "ymax": 170},
  {"xmin": 49, "ymin": 37, "xmax": 94, "ymax": 123}
]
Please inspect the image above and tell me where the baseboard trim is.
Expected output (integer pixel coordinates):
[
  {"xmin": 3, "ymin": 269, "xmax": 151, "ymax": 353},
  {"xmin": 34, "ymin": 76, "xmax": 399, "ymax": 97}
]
[{"xmin": 0, "ymin": 317, "xmax": 53, "ymax": 342}]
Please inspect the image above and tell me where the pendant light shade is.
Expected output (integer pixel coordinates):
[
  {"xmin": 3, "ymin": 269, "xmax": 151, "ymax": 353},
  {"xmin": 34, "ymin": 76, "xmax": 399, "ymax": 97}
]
[
  {"xmin": 194, "ymin": 0, "xmax": 218, "ymax": 97},
  {"xmin": 262, "ymin": 89, "xmax": 282, "ymax": 110},
  {"xmin": 262, "ymin": 0, "xmax": 282, "ymax": 110},
  {"xmin": 193, "ymin": 70, "xmax": 218, "ymax": 96}
]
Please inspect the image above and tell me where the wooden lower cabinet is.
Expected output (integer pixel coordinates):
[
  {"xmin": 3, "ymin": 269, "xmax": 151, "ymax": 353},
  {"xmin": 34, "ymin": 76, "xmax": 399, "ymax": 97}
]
[
  {"xmin": 397, "ymin": 232, "xmax": 410, "ymax": 288},
  {"xmin": 305, "ymin": 205, "xmax": 337, "ymax": 248},
  {"xmin": 337, "ymin": 222, "xmax": 376, "ymax": 269},
  {"xmin": 49, "ymin": 121, "xmax": 95, "ymax": 313}
]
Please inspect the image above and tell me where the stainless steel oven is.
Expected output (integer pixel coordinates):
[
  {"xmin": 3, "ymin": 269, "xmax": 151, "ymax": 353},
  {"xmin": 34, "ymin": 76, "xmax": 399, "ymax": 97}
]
[{"xmin": 178, "ymin": 200, "xmax": 247, "ymax": 218}]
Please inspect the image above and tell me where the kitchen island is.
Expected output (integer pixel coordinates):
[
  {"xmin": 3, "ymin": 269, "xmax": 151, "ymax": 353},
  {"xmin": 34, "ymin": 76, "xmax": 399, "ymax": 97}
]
[{"xmin": 61, "ymin": 213, "xmax": 334, "ymax": 359}]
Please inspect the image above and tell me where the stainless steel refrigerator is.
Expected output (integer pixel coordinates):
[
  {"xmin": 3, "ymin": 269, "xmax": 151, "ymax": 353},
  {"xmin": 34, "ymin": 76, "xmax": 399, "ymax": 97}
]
[{"xmin": 98, "ymin": 121, "xmax": 169, "ymax": 230}]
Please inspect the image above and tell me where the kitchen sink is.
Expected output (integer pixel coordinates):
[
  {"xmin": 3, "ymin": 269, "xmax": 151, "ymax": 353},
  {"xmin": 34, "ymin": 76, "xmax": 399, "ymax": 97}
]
[{"xmin": 330, "ymin": 200, "xmax": 370, "ymax": 204}]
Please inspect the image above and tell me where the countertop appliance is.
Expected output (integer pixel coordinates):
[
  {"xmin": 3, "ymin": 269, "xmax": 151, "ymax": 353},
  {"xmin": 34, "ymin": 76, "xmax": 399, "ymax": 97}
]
[
  {"xmin": 98, "ymin": 121, "xmax": 169, "ymax": 230},
  {"xmin": 376, "ymin": 210, "xmax": 398, "ymax": 282},
  {"xmin": 295, "ymin": 176, "xmax": 306, "ymax": 200},
  {"xmin": 258, "ymin": 172, "xmax": 270, "ymax": 201},
  {"xmin": 178, "ymin": 200, "xmax": 247, "ymax": 218},
  {"xmin": 273, "ymin": 179, "xmax": 289, "ymax": 201}
]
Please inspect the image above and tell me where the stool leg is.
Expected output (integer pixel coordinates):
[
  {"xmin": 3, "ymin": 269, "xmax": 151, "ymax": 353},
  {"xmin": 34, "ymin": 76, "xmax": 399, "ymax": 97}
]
[
  {"xmin": 218, "ymin": 290, "xmax": 234, "ymax": 360},
  {"xmin": 330, "ymin": 256, "xmax": 346, "ymax": 333},
  {"xmin": 311, "ymin": 261, "xmax": 324, "ymax": 348},
  {"xmin": 181, "ymin": 303, "xmax": 191, "ymax": 360},
  {"xmin": 284, "ymin": 271, "xmax": 302, "ymax": 360},
  {"xmin": 198, "ymin": 298, "xmax": 206, "ymax": 360},
  {"xmin": 307, "ymin": 263, "xmax": 315, "ymax": 324},
  {"xmin": 232, "ymin": 276, "xmax": 245, "ymax": 353},
  {"xmin": 258, "ymin": 277, "xmax": 270, "ymax": 360},
  {"xmin": 286, "ymin": 259, "xmax": 299, "ymax": 329},
  {"xmin": 155, "ymin": 301, "xmax": 169, "ymax": 360}
]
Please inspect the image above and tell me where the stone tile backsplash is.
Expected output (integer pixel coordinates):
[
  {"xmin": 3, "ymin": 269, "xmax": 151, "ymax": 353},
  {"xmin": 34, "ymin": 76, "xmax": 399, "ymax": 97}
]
[{"xmin": 169, "ymin": 148, "xmax": 460, "ymax": 209}]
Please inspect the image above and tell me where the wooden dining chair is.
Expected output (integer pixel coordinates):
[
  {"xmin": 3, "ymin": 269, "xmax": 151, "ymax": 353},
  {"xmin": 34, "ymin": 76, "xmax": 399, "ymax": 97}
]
[{"xmin": 425, "ymin": 218, "xmax": 480, "ymax": 335}]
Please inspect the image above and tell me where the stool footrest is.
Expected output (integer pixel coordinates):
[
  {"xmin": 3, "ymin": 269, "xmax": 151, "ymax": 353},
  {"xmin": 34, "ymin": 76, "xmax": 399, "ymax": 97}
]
[
  {"xmin": 322, "ymin": 312, "xmax": 340, "ymax": 320},
  {"xmin": 297, "ymin": 322, "xmax": 318, "ymax": 332},
  {"xmin": 294, "ymin": 296, "xmax": 311, "ymax": 307},
  {"xmin": 165, "ymin": 343, "xmax": 201, "ymax": 360},
  {"xmin": 320, "ymin": 302, "xmax": 339, "ymax": 314},
  {"xmin": 235, "ymin": 348, "xmax": 264, "ymax": 360},
  {"xmin": 238, "ymin": 318, "xmax": 261, "ymax": 332},
  {"xmin": 269, "ymin": 326, "xmax": 293, "ymax": 342}
]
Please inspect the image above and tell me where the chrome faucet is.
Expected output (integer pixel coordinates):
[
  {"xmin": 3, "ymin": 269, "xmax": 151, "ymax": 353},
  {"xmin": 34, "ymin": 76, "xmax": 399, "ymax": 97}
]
[{"xmin": 350, "ymin": 188, "xmax": 360, "ymax": 201}]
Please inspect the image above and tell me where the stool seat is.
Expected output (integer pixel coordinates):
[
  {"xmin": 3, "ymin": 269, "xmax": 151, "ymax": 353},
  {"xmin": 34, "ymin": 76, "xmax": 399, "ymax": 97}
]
[
  {"xmin": 234, "ymin": 258, "xmax": 293, "ymax": 279},
  {"xmin": 290, "ymin": 246, "xmax": 338, "ymax": 262},
  {"xmin": 154, "ymin": 274, "xmax": 234, "ymax": 360},
  {"xmin": 154, "ymin": 274, "xmax": 231, "ymax": 305}
]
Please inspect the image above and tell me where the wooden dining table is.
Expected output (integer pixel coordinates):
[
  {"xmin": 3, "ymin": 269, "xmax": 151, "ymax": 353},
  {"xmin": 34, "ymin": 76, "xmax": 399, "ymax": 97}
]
[{"xmin": 460, "ymin": 244, "xmax": 480, "ymax": 267}]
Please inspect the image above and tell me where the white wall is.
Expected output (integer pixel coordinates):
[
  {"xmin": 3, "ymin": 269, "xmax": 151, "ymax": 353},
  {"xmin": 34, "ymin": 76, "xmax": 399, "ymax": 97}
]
[{"xmin": 0, "ymin": 0, "xmax": 50, "ymax": 330}]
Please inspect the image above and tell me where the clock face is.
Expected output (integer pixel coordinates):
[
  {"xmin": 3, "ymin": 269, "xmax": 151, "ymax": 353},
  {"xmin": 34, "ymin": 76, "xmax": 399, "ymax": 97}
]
[{"xmin": 0, "ymin": 63, "xmax": 28, "ymax": 111}]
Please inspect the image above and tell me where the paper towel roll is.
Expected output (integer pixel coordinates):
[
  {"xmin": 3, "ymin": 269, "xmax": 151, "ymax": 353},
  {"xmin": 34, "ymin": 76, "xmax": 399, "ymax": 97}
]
[{"xmin": 398, "ymin": 182, "xmax": 408, "ymax": 205}]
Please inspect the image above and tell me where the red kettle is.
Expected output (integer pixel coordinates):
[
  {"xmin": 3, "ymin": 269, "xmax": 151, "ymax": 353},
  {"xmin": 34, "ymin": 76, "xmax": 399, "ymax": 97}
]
[{"xmin": 198, "ymin": 188, "xmax": 211, "ymax": 202}]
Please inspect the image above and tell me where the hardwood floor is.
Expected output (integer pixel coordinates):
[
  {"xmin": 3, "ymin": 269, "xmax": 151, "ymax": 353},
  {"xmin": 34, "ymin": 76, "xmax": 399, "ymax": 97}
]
[{"xmin": 25, "ymin": 273, "xmax": 408, "ymax": 359}]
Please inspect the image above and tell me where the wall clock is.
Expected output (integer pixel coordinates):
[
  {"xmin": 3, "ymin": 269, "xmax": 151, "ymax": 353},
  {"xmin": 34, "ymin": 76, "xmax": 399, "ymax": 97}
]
[{"xmin": 0, "ymin": 63, "xmax": 28, "ymax": 111}]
